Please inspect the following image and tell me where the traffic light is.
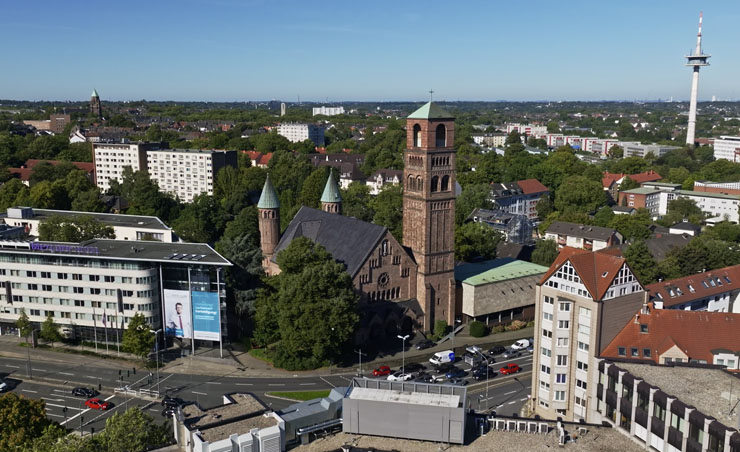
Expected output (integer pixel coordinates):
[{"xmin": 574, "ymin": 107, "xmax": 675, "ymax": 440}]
[{"xmin": 133, "ymin": 367, "xmax": 136, "ymax": 375}]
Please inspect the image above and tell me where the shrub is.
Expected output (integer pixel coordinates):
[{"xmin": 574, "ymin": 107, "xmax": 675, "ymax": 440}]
[
  {"xmin": 526, "ymin": 320, "xmax": 535, "ymax": 328},
  {"xmin": 492, "ymin": 325, "xmax": 505, "ymax": 333},
  {"xmin": 505, "ymin": 320, "xmax": 527, "ymax": 331},
  {"xmin": 469, "ymin": 321, "xmax": 487, "ymax": 338},
  {"xmin": 432, "ymin": 320, "xmax": 449, "ymax": 341}
]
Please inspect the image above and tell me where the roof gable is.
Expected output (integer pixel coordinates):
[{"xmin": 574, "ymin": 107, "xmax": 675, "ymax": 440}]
[
  {"xmin": 539, "ymin": 247, "xmax": 626, "ymax": 301},
  {"xmin": 516, "ymin": 178, "xmax": 549, "ymax": 195},
  {"xmin": 646, "ymin": 264, "xmax": 740, "ymax": 308}
]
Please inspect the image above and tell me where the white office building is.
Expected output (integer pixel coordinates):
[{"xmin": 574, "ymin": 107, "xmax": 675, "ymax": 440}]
[
  {"xmin": 146, "ymin": 149, "xmax": 237, "ymax": 203},
  {"xmin": 277, "ymin": 123, "xmax": 325, "ymax": 146},
  {"xmin": 93, "ymin": 142, "xmax": 164, "ymax": 192},
  {"xmin": 659, "ymin": 189, "xmax": 740, "ymax": 223},
  {"xmin": 312, "ymin": 106, "xmax": 345, "ymax": 116},
  {"xmin": 713, "ymin": 136, "xmax": 740, "ymax": 162}
]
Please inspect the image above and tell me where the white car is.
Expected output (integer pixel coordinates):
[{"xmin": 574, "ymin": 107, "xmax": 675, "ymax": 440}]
[
  {"xmin": 387, "ymin": 372, "xmax": 413, "ymax": 382},
  {"xmin": 510, "ymin": 339, "xmax": 531, "ymax": 350},
  {"xmin": 0, "ymin": 379, "xmax": 8, "ymax": 393}
]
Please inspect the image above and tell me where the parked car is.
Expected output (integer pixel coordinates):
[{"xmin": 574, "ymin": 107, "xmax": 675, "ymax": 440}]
[
  {"xmin": 448, "ymin": 378, "xmax": 468, "ymax": 386},
  {"xmin": 526, "ymin": 345, "xmax": 534, "ymax": 354},
  {"xmin": 472, "ymin": 367, "xmax": 497, "ymax": 380},
  {"xmin": 372, "ymin": 366, "xmax": 391, "ymax": 376},
  {"xmin": 463, "ymin": 352, "xmax": 483, "ymax": 366},
  {"xmin": 502, "ymin": 349, "xmax": 522, "ymax": 359},
  {"xmin": 429, "ymin": 350, "xmax": 455, "ymax": 366},
  {"xmin": 445, "ymin": 367, "xmax": 466, "ymax": 379},
  {"xmin": 387, "ymin": 372, "xmax": 413, "ymax": 382},
  {"xmin": 400, "ymin": 362, "xmax": 426, "ymax": 374},
  {"xmin": 488, "ymin": 345, "xmax": 506, "ymax": 356},
  {"xmin": 0, "ymin": 379, "xmax": 8, "ymax": 393},
  {"xmin": 161, "ymin": 396, "xmax": 187, "ymax": 408},
  {"xmin": 433, "ymin": 362, "xmax": 455, "ymax": 374},
  {"xmin": 510, "ymin": 339, "xmax": 530, "ymax": 350},
  {"xmin": 162, "ymin": 407, "xmax": 177, "ymax": 418},
  {"xmin": 499, "ymin": 363, "xmax": 522, "ymax": 375},
  {"xmin": 415, "ymin": 339, "xmax": 435, "ymax": 350},
  {"xmin": 85, "ymin": 398, "xmax": 110, "ymax": 410},
  {"xmin": 72, "ymin": 387, "xmax": 95, "ymax": 398}
]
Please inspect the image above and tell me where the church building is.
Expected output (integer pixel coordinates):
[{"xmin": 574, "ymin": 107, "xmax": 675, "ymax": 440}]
[{"xmin": 257, "ymin": 102, "xmax": 457, "ymax": 338}]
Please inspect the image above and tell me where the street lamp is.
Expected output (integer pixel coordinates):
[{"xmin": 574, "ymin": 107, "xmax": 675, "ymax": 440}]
[
  {"xmin": 354, "ymin": 348, "xmax": 367, "ymax": 376},
  {"xmin": 451, "ymin": 318, "xmax": 462, "ymax": 358},
  {"xmin": 150, "ymin": 329, "xmax": 162, "ymax": 395},
  {"xmin": 397, "ymin": 334, "xmax": 409, "ymax": 374}
]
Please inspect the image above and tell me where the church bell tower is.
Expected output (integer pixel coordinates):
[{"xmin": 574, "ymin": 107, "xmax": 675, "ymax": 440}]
[{"xmin": 402, "ymin": 102, "xmax": 456, "ymax": 330}]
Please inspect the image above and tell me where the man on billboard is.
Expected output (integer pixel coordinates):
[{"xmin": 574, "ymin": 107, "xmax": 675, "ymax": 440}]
[{"xmin": 164, "ymin": 293, "xmax": 192, "ymax": 339}]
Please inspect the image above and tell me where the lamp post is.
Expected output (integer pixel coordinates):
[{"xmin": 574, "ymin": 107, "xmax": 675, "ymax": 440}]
[
  {"xmin": 397, "ymin": 334, "xmax": 409, "ymax": 374},
  {"xmin": 451, "ymin": 318, "xmax": 461, "ymax": 358},
  {"xmin": 354, "ymin": 348, "xmax": 367, "ymax": 376},
  {"xmin": 150, "ymin": 329, "xmax": 162, "ymax": 395}
]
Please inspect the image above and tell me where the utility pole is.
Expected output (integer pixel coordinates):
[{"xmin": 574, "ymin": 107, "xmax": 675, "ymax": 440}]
[
  {"xmin": 397, "ymin": 335, "xmax": 409, "ymax": 373},
  {"xmin": 353, "ymin": 349, "xmax": 367, "ymax": 376},
  {"xmin": 150, "ymin": 329, "xmax": 162, "ymax": 395}
]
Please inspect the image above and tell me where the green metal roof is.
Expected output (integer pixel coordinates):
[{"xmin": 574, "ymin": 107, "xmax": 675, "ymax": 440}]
[
  {"xmin": 407, "ymin": 101, "xmax": 454, "ymax": 120},
  {"xmin": 91, "ymin": 88, "xmax": 99, "ymax": 98},
  {"xmin": 321, "ymin": 171, "xmax": 342, "ymax": 204},
  {"xmin": 675, "ymin": 189, "xmax": 740, "ymax": 200},
  {"xmin": 455, "ymin": 258, "xmax": 549, "ymax": 287},
  {"xmin": 621, "ymin": 187, "xmax": 661, "ymax": 195},
  {"xmin": 257, "ymin": 174, "xmax": 280, "ymax": 209}
]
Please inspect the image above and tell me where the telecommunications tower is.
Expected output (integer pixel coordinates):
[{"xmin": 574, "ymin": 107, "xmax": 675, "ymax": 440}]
[{"xmin": 685, "ymin": 12, "xmax": 710, "ymax": 146}]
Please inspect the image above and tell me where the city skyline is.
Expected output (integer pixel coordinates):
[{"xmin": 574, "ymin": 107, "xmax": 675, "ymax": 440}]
[{"xmin": 2, "ymin": 1, "xmax": 740, "ymax": 102}]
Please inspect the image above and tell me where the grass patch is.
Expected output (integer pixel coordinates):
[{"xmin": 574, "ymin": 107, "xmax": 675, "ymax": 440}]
[
  {"xmin": 267, "ymin": 390, "xmax": 330, "ymax": 401},
  {"xmin": 248, "ymin": 347, "xmax": 274, "ymax": 364},
  {"xmin": 16, "ymin": 342, "xmax": 147, "ymax": 365}
]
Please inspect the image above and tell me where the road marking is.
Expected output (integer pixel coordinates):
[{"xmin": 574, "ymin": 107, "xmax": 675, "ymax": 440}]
[
  {"xmin": 235, "ymin": 383, "xmax": 252, "ymax": 386},
  {"xmin": 504, "ymin": 390, "xmax": 517, "ymax": 395},
  {"xmin": 267, "ymin": 384, "xmax": 285, "ymax": 387},
  {"xmin": 320, "ymin": 377, "xmax": 336, "ymax": 388},
  {"xmin": 5, "ymin": 365, "xmax": 19, "ymax": 368},
  {"xmin": 59, "ymin": 372, "xmax": 74, "ymax": 376},
  {"xmin": 47, "ymin": 413, "xmax": 64, "ymax": 418},
  {"xmin": 299, "ymin": 383, "xmax": 316, "ymax": 386},
  {"xmin": 46, "ymin": 403, "xmax": 81, "ymax": 410},
  {"xmin": 520, "ymin": 398, "xmax": 528, "ymax": 402},
  {"xmin": 339, "ymin": 376, "xmax": 352, "ymax": 383},
  {"xmin": 21, "ymin": 389, "xmax": 38, "ymax": 394},
  {"xmin": 191, "ymin": 391, "xmax": 207, "ymax": 396},
  {"xmin": 85, "ymin": 375, "xmax": 98, "ymax": 379},
  {"xmin": 508, "ymin": 401, "xmax": 517, "ymax": 405},
  {"xmin": 32, "ymin": 368, "xmax": 46, "ymax": 372},
  {"xmin": 205, "ymin": 381, "xmax": 221, "ymax": 385},
  {"xmin": 42, "ymin": 397, "xmax": 65, "ymax": 402},
  {"xmin": 61, "ymin": 394, "xmax": 114, "ymax": 426},
  {"xmin": 149, "ymin": 408, "xmax": 159, "ymax": 412},
  {"xmin": 53, "ymin": 389, "xmax": 66, "ymax": 393}
]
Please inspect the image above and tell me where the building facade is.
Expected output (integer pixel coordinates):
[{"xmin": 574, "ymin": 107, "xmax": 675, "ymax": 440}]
[
  {"xmin": 276, "ymin": 123, "xmax": 325, "ymax": 147},
  {"xmin": 146, "ymin": 149, "xmax": 237, "ymax": 202},
  {"xmin": 366, "ymin": 169, "xmax": 403, "ymax": 195},
  {"xmin": 312, "ymin": 106, "xmax": 345, "ymax": 116},
  {"xmin": 92, "ymin": 142, "xmax": 164, "ymax": 192},
  {"xmin": 712, "ymin": 136, "xmax": 740, "ymax": 162},
  {"xmin": 489, "ymin": 179, "xmax": 549, "ymax": 221},
  {"xmin": 645, "ymin": 265, "xmax": 740, "ymax": 313},
  {"xmin": 622, "ymin": 143, "xmax": 680, "ymax": 159},
  {"xmin": 693, "ymin": 180, "xmax": 740, "ymax": 196},
  {"xmin": 90, "ymin": 89, "xmax": 102, "ymax": 118},
  {"xmin": 544, "ymin": 221, "xmax": 622, "ymax": 251}
]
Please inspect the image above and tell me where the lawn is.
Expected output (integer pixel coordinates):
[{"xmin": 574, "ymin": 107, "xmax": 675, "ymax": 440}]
[{"xmin": 266, "ymin": 390, "xmax": 331, "ymax": 401}]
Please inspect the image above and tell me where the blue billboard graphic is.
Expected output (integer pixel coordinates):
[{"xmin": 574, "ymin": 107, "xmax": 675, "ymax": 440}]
[{"xmin": 191, "ymin": 291, "xmax": 220, "ymax": 341}]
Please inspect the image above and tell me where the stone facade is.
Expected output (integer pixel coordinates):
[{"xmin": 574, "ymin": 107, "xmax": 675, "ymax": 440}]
[
  {"xmin": 258, "ymin": 207, "xmax": 280, "ymax": 273},
  {"xmin": 353, "ymin": 230, "xmax": 418, "ymax": 306}
]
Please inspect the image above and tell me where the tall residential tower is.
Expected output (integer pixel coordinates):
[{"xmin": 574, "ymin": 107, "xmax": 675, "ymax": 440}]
[{"xmin": 685, "ymin": 12, "xmax": 710, "ymax": 146}]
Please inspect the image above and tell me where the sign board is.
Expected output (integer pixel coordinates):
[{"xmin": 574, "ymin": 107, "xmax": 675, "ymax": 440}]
[
  {"xmin": 192, "ymin": 291, "xmax": 220, "ymax": 341},
  {"xmin": 163, "ymin": 289, "xmax": 191, "ymax": 339}
]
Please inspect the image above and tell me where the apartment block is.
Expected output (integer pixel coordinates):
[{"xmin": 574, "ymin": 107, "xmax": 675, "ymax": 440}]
[
  {"xmin": 277, "ymin": 123, "xmax": 325, "ymax": 146},
  {"xmin": 93, "ymin": 142, "xmax": 165, "ymax": 192},
  {"xmin": 712, "ymin": 136, "xmax": 740, "ymax": 162},
  {"xmin": 489, "ymin": 179, "xmax": 549, "ymax": 220},
  {"xmin": 544, "ymin": 221, "xmax": 622, "ymax": 251},
  {"xmin": 646, "ymin": 265, "xmax": 740, "ymax": 312},
  {"xmin": 147, "ymin": 149, "xmax": 237, "ymax": 203}
]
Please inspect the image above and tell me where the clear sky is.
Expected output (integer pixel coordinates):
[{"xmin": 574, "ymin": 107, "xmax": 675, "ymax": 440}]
[{"xmin": 2, "ymin": 1, "xmax": 739, "ymax": 102}]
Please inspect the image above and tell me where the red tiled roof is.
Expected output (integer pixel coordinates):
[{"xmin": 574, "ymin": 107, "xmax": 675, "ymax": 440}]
[
  {"xmin": 9, "ymin": 160, "xmax": 95, "ymax": 181},
  {"xmin": 516, "ymin": 178, "xmax": 549, "ymax": 195},
  {"xmin": 645, "ymin": 265, "xmax": 740, "ymax": 308},
  {"xmin": 538, "ymin": 247, "xmax": 627, "ymax": 301},
  {"xmin": 602, "ymin": 172, "xmax": 625, "ymax": 189},
  {"xmin": 601, "ymin": 302, "xmax": 740, "ymax": 364},
  {"xmin": 629, "ymin": 170, "xmax": 662, "ymax": 184}
]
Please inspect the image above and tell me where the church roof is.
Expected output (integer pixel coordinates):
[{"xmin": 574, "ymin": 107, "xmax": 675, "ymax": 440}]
[
  {"xmin": 257, "ymin": 174, "xmax": 280, "ymax": 209},
  {"xmin": 407, "ymin": 101, "xmax": 454, "ymax": 120},
  {"xmin": 272, "ymin": 206, "xmax": 387, "ymax": 277},
  {"xmin": 320, "ymin": 171, "xmax": 342, "ymax": 204},
  {"xmin": 91, "ymin": 88, "xmax": 99, "ymax": 98}
]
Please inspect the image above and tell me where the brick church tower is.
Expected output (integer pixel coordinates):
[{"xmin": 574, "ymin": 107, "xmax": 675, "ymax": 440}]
[
  {"xmin": 90, "ymin": 88, "xmax": 102, "ymax": 118},
  {"xmin": 257, "ymin": 174, "xmax": 280, "ymax": 274},
  {"xmin": 402, "ymin": 102, "xmax": 456, "ymax": 330}
]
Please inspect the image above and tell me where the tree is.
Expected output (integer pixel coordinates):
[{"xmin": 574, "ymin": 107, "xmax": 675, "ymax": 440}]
[
  {"xmin": 624, "ymin": 241, "xmax": 658, "ymax": 284},
  {"xmin": 554, "ymin": 175, "xmax": 606, "ymax": 214},
  {"xmin": 619, "ymin": 176, "xmax": 640, "ymax": 191},
  {"xmin": 532, "ymin": 239, "xmax": 559, "ymax": 267},
  {"xmin": 593, "ymin": 206, "xmax": 615, "ymax": 227},
  {"xmin": 172, "ymin": 194, "xmax": 227, "ymax": 243},
  {"xmin": 455, "ymin": 183, "xmax": 492, "ymax": 227},
  {"xmin": 608, "ymin": 145, "xmax": 623, "ymax": 159},
  {"xmin": 255, "ymin": 237, "xmax": 359, "ymax": 370},
  {"xmin": 608, "ymin": 208, "xmax": 652, "ymax": 241},
  {"xmin": 535, "ymin": 196, "xmax": 554, "ymax": 220},
  {"xmin": 371, "ymin": 184, "xmax": 403, "ymax": 240},
  {"xmin": 659, "ymin": 197, "xmax": 704, "ymax": 226},
  {"xmin": 340, "ymin": 182, "xmax": 374, "ymax": 222},
  {"xmin": 39, "ymin": 313, "xmax": 61, "ymax": 347},
  {"xmin": 16, "ymin": 308, "xmax": 33, "ymax": 344},
  {"xmin": 121, "ymin": 313, "xmax": 155, "ymax": 361},
  {"xmin": 298, "ymin": 166, "xmax": 331, "ymax": 209},
  {"xmin": 97, "ymin": 406, "xmax": 171, "ymax": 452},
  {"xmin": 454, "ymin": 222, "xmax": 501, "ymax": 262},
  {"xmin": 0, "ymin": 392, "xmax": 64, "ymax": 451},
  {"xmin": 215, "ymin": 233, "xmax": 263, "ymax": 336},
  {"xmin": 38, "ymin": 215, "xmax": 115, "ymax": 242}
]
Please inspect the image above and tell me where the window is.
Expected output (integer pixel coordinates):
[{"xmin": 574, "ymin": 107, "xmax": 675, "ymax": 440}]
[
  {"xmin": 72, "ymin": 274, "xmax": 83, "ymax": 281},
  {"xmin": 104, "ymin": 276, "xmax": 114, "ymax": 283},
  {"xmin": 57, "ymin": 273, "xmax": 68, "ymax": 280},
  {"xmin": 631, "ymin": 348, "xmax": 639, "ymax": 357},
  {"xmin": 556, "ymin": 374, "xmax": 566, "ymax": 384},
  {"xmin": 558, "ymin": 320, "xmax": 570, "ymax": 329},
  {"xmin": 540, "ymin": 380, "xmax": 550, "ymax": 390},
  {"xmin": 544, "ymin": 296, "xmax": 553, "ymax": 305},
  {"xmin": 27, "ymin": 283, "xmax": 38, "ymax": 290},
  {"xmin": 541, "ymin": 364, "xmax": 551, "ymax": 374},
  {"xmin": 42, "ymin": 285, "xmax": 52, "ymax": 292},
  {"xmin": 542, "ymin": 329, "xmax": 552, "ymax": 338},
  {"xmin": 541, "ymin": 347, "xmax": 551, "ymax": 357},
  {"xmin": 557, "ymin": 337, "xmax": 569, "ymax": 347},
  {"xmin": 30, "ymin": 309, "xmax": 40, "ymax": 316},
  {"xmin": 73, "ymin": 287, "xmax": 84, "ymax": 294},
  {"xmin": 559, "ymin": 302, "xmax": 571, "ymax": 312},
  {"xmin": 41, "ymin": 272, "xmax": 51, "ymax": 278},
  {"xmin": 578, "ymin": 341, "xmax": 589, "ymax": 352},
  {"xmin": 539, "ymin": 400, "xmax": 550, "ymax": 408},
  {"xmin": 576, "ymin": 378, "xmax": 587, "ymax": 390},
  {"xmin": 74, "ymin": 300, "xmax": 85, "ymax": 307},
  {"xmin": 26, "ymin": 271, "xmax": 37, "ymax": 277},
  {"xmin": 640, "ymin": 324, "xmax": 648, "ymax": 333},
  {"xmin": 578, "ymin": 323, "xmax": 591, "ymax": 335},
  {"xmin": 643, "ymin": 348, "xmax": 651, "ymax": 358},
  {"xmin": 89, "ymin": 275, "xmax": 100, "ymax": 282},
  {"xmin": 577, "ymin": 361, "xmax": 588, "ymax": 372},
  {"xmin": 618, "ymin": 347, "xmax": 626, "ymax": 356},
  {"xmin": 554, "ymin": 391, "xmax": 566, "ymax": 401},
  {"xmin": 91, "ymin": 288, "xmax": 101, "ymax": 295},
  {"xmin": 543, "ymin": 312, "xmax": 553, "ymax": 321},
  {"xmin": 556, "ymin": 355, "xmax": 568, "ymax": 366},
  {"xmin": 122, "ymin": 277, "xmax": 133, "ymax": 284}
]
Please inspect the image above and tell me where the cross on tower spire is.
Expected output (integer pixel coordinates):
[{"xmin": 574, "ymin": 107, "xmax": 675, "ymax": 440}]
[{"xmin": 428, "ymin": 89, "xmax": 434, "ymax": 101}]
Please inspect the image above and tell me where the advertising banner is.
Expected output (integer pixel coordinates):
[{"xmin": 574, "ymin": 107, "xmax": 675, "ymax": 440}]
[
  {"xmin": 164, "ymin": 289, "xmax": 191, "ymax": 339},
  {"xmin": 192, "ymin": 291, "xmax": 220, "ymax": 341}
]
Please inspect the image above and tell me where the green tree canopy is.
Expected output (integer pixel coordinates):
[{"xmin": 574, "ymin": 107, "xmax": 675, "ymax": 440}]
[
  {"xmin": 121, "ymin": 313, "xmax": 155, "ymax": 361},
  {"xmin": 0, "ymin": 393, "xmax": 64, "ymax": 451},
  {"xmin": 554, "ymin": 175, "xmax": 606, "ymax": 214},
  {"xmin": 532, "ymin": 239, "xmax": 559, "ymax": 267},
  {"xmin": 454, "ymin": 222, "xmax": 501, "ymax": 262},
  {"xmin": 371, "ymin": 184, "xmax": 403, "ymax": 241},
  {"xmin": 624, "ymin": 241, "xmax": 658, "ymax": 284},
  {"xmin": 40, "ymin": 313, "xmax": 61, "ymax": 347},
  {"xmin": 38, "ymin": 215, "xmax": 114, "ymax": 242},
  {"xmin": 455, "ymin": 183, "xmax": 493, "ymax": 227},
  {"xmin": 97, "ymin": 406, "xmax": 171, "ymax": 452}
]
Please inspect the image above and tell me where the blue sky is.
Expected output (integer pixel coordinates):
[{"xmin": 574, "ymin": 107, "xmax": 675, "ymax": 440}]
[{"xmin": 2, "ymin": 1, "xmax": 739, "ymax": 102}]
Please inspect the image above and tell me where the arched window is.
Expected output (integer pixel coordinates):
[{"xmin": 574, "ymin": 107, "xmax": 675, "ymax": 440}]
[
  {"xmin": 381, "ymin": 239, "xmax": 389, "ymax": 256},
  {"xmin": 431, "ymin": 175, "xmax": 439, "ymax": 193},
  {"xmin": 416, "ymin": 176, "xmax": 422, "ymax": 191},
  {"xmin": 441, "ymin": 175, "xmax": 450, "ymax": 191},
  {"xmin": 407, "ymin": 175, "xmax": 414, "ymax": 190},
  {"xmin": 413, "ymin": 124, "xmax": 422, "ymax": 147},
  {"xmin": 435, "ymin": 124, "xmax": 446, "ymax": 147}
]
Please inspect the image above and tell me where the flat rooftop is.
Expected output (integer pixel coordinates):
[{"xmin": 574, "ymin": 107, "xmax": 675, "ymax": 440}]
[
  {"xmin": 148, "ymin": 148, "xmax": 232, "ymax": 155},
  {"xmin": 3, "ymin": 207, "xmax": 170, "ymax": 230},
  {"xmin": 182, "ymin": 393, "xmax": 276, "ymax": 442},
  {"xmin": 348, "ymin": 386, "xmax": 460, "ymax": 408},
  {"xmin": 455, "ymin": 258, "xmax": 547, "ymax": 286},
  {"xmin": 616, "ymin": 362, "xmax": 740, "ymax": 427},
  {"xmin": 0, "ymin": 239, "xmax": 231, "ymax": 266}
]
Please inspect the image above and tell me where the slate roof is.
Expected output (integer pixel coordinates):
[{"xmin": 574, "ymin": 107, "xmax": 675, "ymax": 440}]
[
  {"xmin": 601, "ymin": 303, "xmax": 740, "ymax": 365},
  {"xmin": 645, "ymin": 265, "xmax": 740, "ymax": 308},
  {"xmin": 272, "ymin": 206, "xmax": 387, "ymax": 277},
  {"xmin": 618, "ymin": 232, "xmax": 691, "ymax": 262},
  {"xmin": 539, "ymin": 247, "xmax": 626, "ymax": 301},
  {"xmin": 407, "ymin": 101, "xmax": 454, "ymax": 120},
  {"xmin": 669, "ymin": 221, "xmax": 701, "ymax": 233},
  {"xmin": 546, "ymin": 221, "xmax": 619, "ymax": 241}
]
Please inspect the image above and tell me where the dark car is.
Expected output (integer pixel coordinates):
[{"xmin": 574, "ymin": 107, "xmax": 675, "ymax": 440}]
[
  {"xmin": 162, "ymin": 406, "xmax": 177, "ymax": 418},
  {"xmin": 415, "ymin": 339, "xmax": 435, "ymax": 350},
  {"xmin": 488, "ymin": 345, "xmax": 506, "ymax": 356},
  {"xmin": 448, "ymin": 378, "xmax": 468, "ymax": 386},
  {"xmin": 445, "ymin": 367, "xmax": 466, "ymax": 379},
  {"xmin": 502, "ymin": 349, "xmax": 522, "ymax": 359},
  {"xmin": 161, "ymin": 396, "xmax": 186, "ymax": 408},
  {"xmin": 400, "ymin": 362, "xmax": 426, "ymax": 374},
  {"xmin": 433, "ymin": 362, "xmax": 455, "ymax": 374},
  {"xmin": 72, "ymin": 387, "xmax": 95, "ymax": 398},
  {"xmin": 472, "ymin": 367, "xmax": 497, "ymax": 380}
]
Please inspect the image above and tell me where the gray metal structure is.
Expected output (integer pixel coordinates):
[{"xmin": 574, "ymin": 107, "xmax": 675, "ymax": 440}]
[{"xmin": 342, "ymin": 377, "xmax": 467, "ymax": 444}]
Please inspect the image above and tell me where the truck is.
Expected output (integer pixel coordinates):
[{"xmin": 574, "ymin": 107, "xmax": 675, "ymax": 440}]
[{"xmin": 429, "ymin": 350, "xmax": 455, "ymax": 366}]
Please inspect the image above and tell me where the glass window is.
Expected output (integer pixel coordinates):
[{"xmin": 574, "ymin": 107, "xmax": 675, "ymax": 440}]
[
  {"xmin": 557, "ymin": 355, "xmax": 568, "ymax": 366},
  {"xmin": 618, "ymin": 347, "xmax": 626, "ymax": 356},
  {"xmin": 556, "ymin": 373, "xmax": 566, "ymax": 384}
]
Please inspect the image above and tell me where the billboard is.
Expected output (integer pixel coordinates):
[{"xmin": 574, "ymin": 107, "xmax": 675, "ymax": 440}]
[
  {"xmin": 164, "ymin": 289, "xmax": 191, "ymax": 339},
  {"xmin": 192, "ymin": 291, "xmax": 220, "ymax": 341}
]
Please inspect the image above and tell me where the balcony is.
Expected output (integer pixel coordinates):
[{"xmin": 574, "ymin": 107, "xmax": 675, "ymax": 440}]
[{"xmin": 557, "ymin": 236, "xmax": 567, "ymax": 245}]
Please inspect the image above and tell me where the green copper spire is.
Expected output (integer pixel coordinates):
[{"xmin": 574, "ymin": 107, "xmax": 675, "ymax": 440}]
[
  {"xmin": 91, "ymin": 88, "xmax": 99, "ymax": 98},
  {"xmin": 321, "ymin": 170, "xmax": 342, "ymax": 204},
  {"xmin": 407, "ymin": 101, "xmax": 453, "ymax": 119},
  {"xmin": 257, "ymin": 174, "xmax": 280, "ymax": 209}
]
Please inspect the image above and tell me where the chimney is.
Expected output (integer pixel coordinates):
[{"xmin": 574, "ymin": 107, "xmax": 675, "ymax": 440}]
[
  {"xmin": 634, "ymin": 313, "xmax": 640, "ymax": 324},
  {"xmin": 641, "ymin": 303, "xmax": 650, "ymax": 315}
]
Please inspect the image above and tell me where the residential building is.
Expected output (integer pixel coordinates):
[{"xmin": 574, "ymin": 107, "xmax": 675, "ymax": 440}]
[
  {"xmin": 622, "ymin": 143, "xmax": 681, "ymax": 158},
  {"xmin": 544, "ymin": 221, "xmax": 622, "ymax": 251},
  {"xmin": 602, "ymin": 170, "xmax": 662, "ymax": 202},
  {"xmin": 601, "ymin": 303, "xmax": 740, "ymax": 367},
  {"xmin": 586, "ymin": 138, "xmax": 621, "ymax": 156},
  {"xmin": 593, "ymin": 360, "xmax": 740, "ymax": 451},
  {"xmin": 276, "ymin": 123, "xmax": 325, "ymax": 146},
  {"xmin": 662, "ymin": 190, "xmax": 740, "ymax": 223},
  {"xmin": 147, "ymin": 149, "xmax": 237, "ymax": 203},
  {"xmin": 618, "ymin": 187, "xmax": 665, "ymax": 218},
  {"xmin": 506, "ymin": 123, "xmax": 548, "ymax": 137},
  {"xmin": 242, "ymin": 151, "xmax": 273, "ymax": 168},
  {"xmin": 712, "ymin": 136, "xmax": 740, "ymax": 162},
  {"xmin": 366, "ymin": 169, "xmax": 403, "ymax": 195},
  {"xmin": 2, "ymin": 206, "xmax": 176, "ymax": 242},
  {"xmin": 471, "ymin": 133, "xmax": 507, "ymax": 147},
  {"xmin": 0, "ymin": 239, "xmax": 230, "ymax": 343},
  {"xmin": 23, "ymin": 114, "xmax": 71, "ymax": 134},
  {"xmin": 468, "ymin": 208, "xmax": 534, "ymax": 245},
  {"xmin": 489, "ymin": 179, "xmax": 549, "ymax": 221},
  {"xmin": 92, "ymin": 141, "xmax": 165, "ymax": 192},
  {"xmin": 312, "ymin": 106, "xmax": 345, "ymax": 116},
  {"xmin": 668, "ymin": 221, "xmax": 701, "ymax": 236},
  {"xmin": 693, "ymin": 180, "xmax": 740, "ymax": 196},
  {"xmin": 456, "ymin": 258, "xmax": 548, "ymax": 325},
  {"xmin": 8, "ymin": 159, "xmax": 95, "ymax": 186},
  {"xmin": 314, "ymin": 161, "xmax": 366, "ymax": 190},
  {"xmin": 645, "ymin": 265, "xmax": 740, "ymax": 312},
  {"xmin": 531, "ymin": 247, "xmax": 648, "ymax": 422}
]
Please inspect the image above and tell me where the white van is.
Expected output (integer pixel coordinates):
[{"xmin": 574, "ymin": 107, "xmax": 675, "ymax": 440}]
[{"xmin": 429, "ymin": 350, "xmax": 455, "ymax": 366}]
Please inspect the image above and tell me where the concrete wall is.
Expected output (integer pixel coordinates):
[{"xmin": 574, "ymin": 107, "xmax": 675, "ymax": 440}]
[{"xmin": 461, "ymin": 275, "xmax": 540, "ymax": 318}]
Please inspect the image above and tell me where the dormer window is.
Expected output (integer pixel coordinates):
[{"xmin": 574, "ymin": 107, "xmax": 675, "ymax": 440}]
[
  {"xmin": 640, "ymin": 324, "xmax": 648, "ymax": 333},
  {"xmin": 724, "ymin": 276, "xmax": 732, "ymax": 284},
  {"xmin": 688, "ymin": 284, "xmax": 695, "ymax": 293},
  {"xmin": 702, "ymin": 281, "xmax": 709, "ymax": 288},
  {"xmin": 709, "ymin": 279, "xmax": 716, "ymax": 287},
  {"xmin": 668, "ymin": 289, "xmax": 675, "ymax": 297}
]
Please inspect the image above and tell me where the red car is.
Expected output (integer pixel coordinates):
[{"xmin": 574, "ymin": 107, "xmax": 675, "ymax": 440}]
[
  {"xmin": 499, "ymin": 363, "xmax": 521, "ymax": 375},
  {"xmin": 372, "ymin": 365, "xmax": 391, "ymax": 376},
  {"xmin": 85, "ymin": 398, "xmax": 110, "ymax": 410}
]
